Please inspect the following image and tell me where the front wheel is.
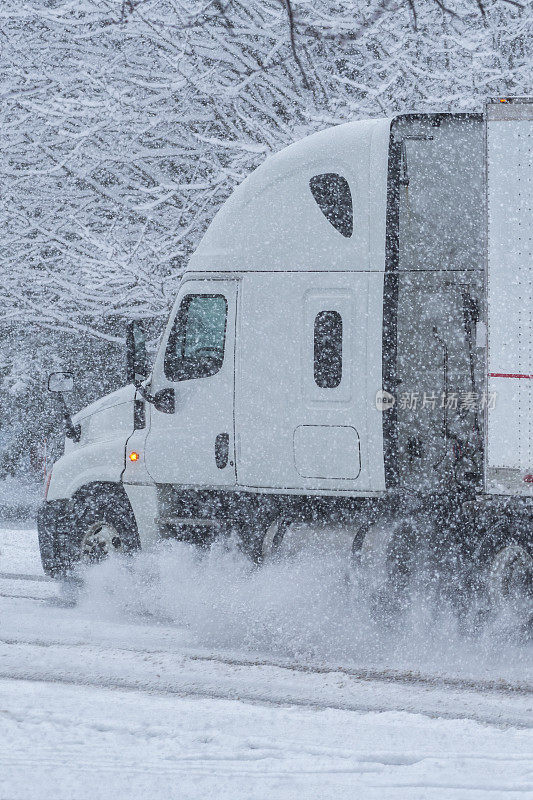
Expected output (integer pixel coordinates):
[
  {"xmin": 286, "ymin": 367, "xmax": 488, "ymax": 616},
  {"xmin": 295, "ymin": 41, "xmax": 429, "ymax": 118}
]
[
  {"xmin": 39, "ymin": 487, "xmax": 141, "ymax": 579},
  {"xmin": 72, "ymin": 490, "xmax": 141, "ymax": 569}
]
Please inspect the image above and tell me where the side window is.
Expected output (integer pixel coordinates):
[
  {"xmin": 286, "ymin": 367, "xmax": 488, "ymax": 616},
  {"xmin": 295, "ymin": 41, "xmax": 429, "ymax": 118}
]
[
  {"xmin": 164, "ymin": 294, "xmax": 228, "ymax": 381},
  {"xmin": 314, "ymin": 310, "xmax": 343, "ymax": 388},
  {"xmin": 309, "ymin": 174, "xmax": 353, "ymax": 238}
]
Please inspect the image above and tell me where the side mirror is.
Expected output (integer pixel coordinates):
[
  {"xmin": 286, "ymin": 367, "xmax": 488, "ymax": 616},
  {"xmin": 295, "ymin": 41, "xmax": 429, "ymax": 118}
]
[
  {"xmin": 153, "ymin": 387, "xmax": 175, "ymax": 414},
  {"xmin": 126, "ymin": 320, "xmax": 148, "ymax": 386},
  {"xmin": 47, "ymin": 371, "xmax": 80, "ymax": 443},
  {"xmin": 48, "ymin": 371, "xmax": 74, "ymax": 393}
]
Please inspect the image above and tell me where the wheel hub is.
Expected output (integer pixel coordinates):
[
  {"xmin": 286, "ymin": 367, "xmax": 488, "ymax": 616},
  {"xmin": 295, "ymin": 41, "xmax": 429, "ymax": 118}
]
[{"xmin": 80, "ymin": 522, "xmax": 122, "ymax": 564}]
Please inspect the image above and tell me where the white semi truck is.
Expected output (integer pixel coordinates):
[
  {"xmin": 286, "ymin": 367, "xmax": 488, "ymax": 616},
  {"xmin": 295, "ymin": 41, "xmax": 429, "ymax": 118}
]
[{"xmin": 38, "ymin": 98, "xmax": 532, "ymax": 619}]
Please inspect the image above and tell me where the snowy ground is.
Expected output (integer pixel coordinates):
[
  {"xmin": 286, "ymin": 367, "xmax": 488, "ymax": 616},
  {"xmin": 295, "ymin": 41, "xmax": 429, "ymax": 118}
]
[{"xmin": 0, "ymin": 524, "xmax": 532, "ymax": 799}]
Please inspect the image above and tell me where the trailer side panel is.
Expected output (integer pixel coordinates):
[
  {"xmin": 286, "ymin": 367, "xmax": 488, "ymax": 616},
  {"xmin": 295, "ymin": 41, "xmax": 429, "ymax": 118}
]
[{"xmin": 486, "ymin": 100, "xmax": 533, "ymax": 496}]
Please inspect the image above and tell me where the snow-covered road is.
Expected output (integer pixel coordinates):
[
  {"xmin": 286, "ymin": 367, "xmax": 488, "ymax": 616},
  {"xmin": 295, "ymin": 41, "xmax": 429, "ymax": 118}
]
[{"xmin": 0, "ymin": 526, "xmax": 532, "ymax": 799}]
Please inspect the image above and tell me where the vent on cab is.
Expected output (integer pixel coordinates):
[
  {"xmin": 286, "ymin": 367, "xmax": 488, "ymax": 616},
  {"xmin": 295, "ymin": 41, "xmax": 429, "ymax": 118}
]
[{"xmin": 309, "ymin": 173, "xmax": 353, "ymax": 238}]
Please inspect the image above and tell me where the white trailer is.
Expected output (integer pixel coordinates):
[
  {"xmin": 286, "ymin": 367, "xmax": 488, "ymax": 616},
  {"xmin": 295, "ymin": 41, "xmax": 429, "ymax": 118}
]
[
  {"xmin": 486, "ymin": 100, "xmax": 533, "ymax": 496},
  {"xmin": 38, "ymin": 99, "xmax": 532, "ymax": 620}
]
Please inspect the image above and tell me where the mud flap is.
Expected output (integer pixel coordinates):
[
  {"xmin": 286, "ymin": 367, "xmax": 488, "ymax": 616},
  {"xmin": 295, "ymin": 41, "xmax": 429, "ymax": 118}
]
[{"xmin": 37, "ymin": 499, "xmax": 73, "ymax": 577}]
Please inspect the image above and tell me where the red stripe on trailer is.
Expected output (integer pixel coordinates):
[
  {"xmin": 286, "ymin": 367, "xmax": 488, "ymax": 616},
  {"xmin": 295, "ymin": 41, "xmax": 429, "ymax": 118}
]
[{"xmin": 488, "ymin": 373, "xmax": 533, "ymax": 379}]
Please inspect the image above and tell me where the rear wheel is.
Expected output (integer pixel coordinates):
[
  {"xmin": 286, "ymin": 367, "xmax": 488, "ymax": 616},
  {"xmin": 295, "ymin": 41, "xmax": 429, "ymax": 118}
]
[
  {"xmin": 472, "ymin": 521, "xmax": 533, "ymax": 634},
  {"xmin": 260, "ymin": 515, "xmax": 289, "ymax": 562},
  {"xmin": 486, "ymin": 542, "xmax": 533, "ymax": 607},
  {"xmin": 228, "ymin": 513, "xmax": 288, "ymax": 564},
  {"xmin": 351, "ymin": 518, "xmax": 422, "ymax": 621}
]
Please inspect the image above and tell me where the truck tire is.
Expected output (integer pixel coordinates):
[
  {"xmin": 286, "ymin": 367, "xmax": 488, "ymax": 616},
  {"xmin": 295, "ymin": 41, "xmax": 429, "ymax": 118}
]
[
  {"xmin": 226, "ymin": 518, "xmax": 266, "ymax": 563},
  {"xmin": 351, "ymin": 517, "xmax": 423, "ymax": 622},
  {"xmin": 258, "ymin": 515, "xmax": 289, "ymax": 562},
  {"xmin": 472, "ymin": 520, "xmax": 532, "ymax": 633},
  {"xmin": 39, "ymin": 486, "xmax": 141, "ymax": 579},
  {"xmin": 71, "ymin": 488, "xmax": 141, "ymax": 567},
  {"xmin": 225, "ymin": 513, "xmax": 287, "ymax": 564}
]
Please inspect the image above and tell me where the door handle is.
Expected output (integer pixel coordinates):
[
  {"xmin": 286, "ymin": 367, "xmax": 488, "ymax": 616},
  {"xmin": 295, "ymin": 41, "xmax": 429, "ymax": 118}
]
[{"xmin": 215, "ymin": 433, "xmax": 229, "ymax": 469}]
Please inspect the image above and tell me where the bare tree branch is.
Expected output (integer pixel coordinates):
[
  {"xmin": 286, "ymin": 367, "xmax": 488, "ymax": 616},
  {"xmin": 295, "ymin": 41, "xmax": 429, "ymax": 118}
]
[
  {"xmin": 432, "ymin": 0, "xmax": 462, "ymax": 18},
  {"xmin": 407, "ymin": 0, "xmax": 419, "ymax": 28},
  {"xmin": 279, "ymin": 0, "xmax": 310, "ymax": 88}
]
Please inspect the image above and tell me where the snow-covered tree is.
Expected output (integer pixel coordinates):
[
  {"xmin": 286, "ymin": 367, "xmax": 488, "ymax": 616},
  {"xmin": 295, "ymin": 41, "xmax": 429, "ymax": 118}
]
[{"xmin": 0, "ymin": 0, "xmax": 530, "ymax": 475}]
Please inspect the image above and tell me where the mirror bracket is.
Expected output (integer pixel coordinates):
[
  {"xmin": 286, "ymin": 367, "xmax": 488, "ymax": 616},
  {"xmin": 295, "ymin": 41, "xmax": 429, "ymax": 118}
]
[
  {"xmin": 65, "ymin": 417, "xmax": 82, "ymax": 443},
  {"xmin": 126, "ymin": 320, "xmax": 148, "ymax": 386},
  {"xmin": 47, "ymin": 371, "xmax": 81, "ymax": 442},
  {"xmin": 58, "ymin": 394, "xmax": 81, "ymax": 442}
]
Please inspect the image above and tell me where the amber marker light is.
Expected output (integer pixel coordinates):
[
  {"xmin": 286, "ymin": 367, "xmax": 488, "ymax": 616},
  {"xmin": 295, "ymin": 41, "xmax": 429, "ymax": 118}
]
[{"xmin": 129, "ymin": 451, "xmax": 140, "ymax": 462}]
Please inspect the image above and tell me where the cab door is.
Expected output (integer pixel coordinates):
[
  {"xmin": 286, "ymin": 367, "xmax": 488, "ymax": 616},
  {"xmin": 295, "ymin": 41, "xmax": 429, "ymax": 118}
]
[{"xmin": 144, "ymin": 279, "xmax": 237, "ymax": 486}]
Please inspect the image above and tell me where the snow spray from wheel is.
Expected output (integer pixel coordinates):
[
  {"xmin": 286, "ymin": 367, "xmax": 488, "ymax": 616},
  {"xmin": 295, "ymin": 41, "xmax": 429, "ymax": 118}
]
[{"xmin": 79, "ymin": 525, "xmax": 531, "ymax": 686}]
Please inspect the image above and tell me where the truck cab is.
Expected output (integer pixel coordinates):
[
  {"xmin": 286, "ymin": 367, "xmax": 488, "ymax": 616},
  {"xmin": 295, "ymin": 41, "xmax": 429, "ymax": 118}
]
[{"xmin": 38, "ymin": 100, "xmax": 532, "ymax": 618}]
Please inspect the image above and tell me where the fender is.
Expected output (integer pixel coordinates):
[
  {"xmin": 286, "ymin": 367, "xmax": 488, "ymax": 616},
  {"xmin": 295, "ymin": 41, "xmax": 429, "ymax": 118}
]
[
  {"xmin": 47, "ymin": 437, "xmax": 128, "ymax": 501},
  {"xmin": 47, "ymin": 384, "xmax": 135, "ymax": 502}
]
